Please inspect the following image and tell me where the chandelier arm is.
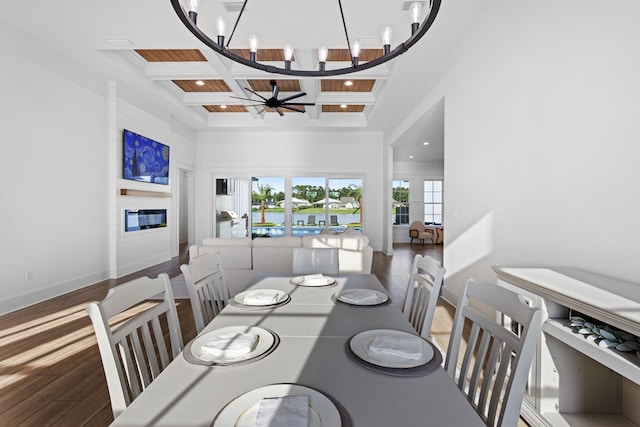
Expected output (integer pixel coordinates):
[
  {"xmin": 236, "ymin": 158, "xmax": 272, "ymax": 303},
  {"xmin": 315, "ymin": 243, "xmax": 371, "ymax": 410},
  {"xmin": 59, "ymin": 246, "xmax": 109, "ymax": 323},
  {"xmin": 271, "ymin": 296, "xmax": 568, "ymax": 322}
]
[
  {"xmin": 226, "ymin": 0, "xmax": 250, "ymax": 48},
  {"xmin": 337, "ymin": 0, "xmax": 355, "ymax": 68},
  {"xmin": 170, "ymin": 0, "xmax": 441, "ymax": 77}
]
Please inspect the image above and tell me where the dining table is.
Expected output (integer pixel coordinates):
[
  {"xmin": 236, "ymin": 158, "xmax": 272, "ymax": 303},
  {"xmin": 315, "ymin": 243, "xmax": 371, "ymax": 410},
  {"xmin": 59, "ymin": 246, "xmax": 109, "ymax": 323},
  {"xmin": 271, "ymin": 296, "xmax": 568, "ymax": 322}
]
[{"xmin": 110, "ymin": 273, "xmax": 485, "ymax": 426}]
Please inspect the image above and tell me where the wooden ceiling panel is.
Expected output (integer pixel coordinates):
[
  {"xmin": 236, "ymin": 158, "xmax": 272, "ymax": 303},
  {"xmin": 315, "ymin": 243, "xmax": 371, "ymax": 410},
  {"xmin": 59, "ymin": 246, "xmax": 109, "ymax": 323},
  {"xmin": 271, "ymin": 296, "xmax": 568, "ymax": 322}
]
[
  {"xmin": 229, "ymin": 49, "xmax": 290, "ymax": 61},
  {"xmin": 248, "ymin": 80, "xmax": 301, "ymax": 92},
  {"xmin": 326, "ymin": 49, "xmax": 383, "ymax": 62},
  {"xmin": 204, "ymin": 105, "xmax": 248, "ymax": 113},
  {"xmin": 135, "ymin": 49, "xmax": 206, "ymax": 62},
  {"xmin": 321, "ymin": 79, "xmax": 375, "ymax": 92},
  {"xmin": 173, "ymin": 80, "xmax": 231, "ymax": 92},
  {"xmin": 322, "ymin": 105, "xmax": 365, "ymax": 113}
]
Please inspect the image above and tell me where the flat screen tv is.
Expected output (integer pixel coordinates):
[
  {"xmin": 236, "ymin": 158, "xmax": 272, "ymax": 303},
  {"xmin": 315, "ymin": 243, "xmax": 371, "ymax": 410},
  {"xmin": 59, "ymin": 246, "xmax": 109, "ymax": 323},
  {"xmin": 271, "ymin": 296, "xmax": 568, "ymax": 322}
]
[{"xmin": 123, "ymin": 129, "xmax": 169, "ymax": 185}]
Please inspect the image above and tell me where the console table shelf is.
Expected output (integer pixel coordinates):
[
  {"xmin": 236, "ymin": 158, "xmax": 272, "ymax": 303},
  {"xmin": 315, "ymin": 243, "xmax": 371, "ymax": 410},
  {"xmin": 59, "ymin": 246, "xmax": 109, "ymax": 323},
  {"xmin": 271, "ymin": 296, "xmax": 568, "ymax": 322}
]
[
  {"xmin": 120, "ymin": 189, "xmax": 171, "ymax": 198},
  {"xmin": 493, "ymin": 267, "xmax": 640, "ymax": 427}
]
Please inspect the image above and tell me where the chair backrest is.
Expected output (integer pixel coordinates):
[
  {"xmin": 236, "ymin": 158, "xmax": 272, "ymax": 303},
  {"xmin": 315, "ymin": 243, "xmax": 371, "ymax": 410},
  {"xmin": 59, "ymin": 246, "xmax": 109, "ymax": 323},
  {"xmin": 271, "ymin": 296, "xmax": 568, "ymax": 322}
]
[
  {"xmin": 307, "ymin": 215, "xmax": 316, "ymax": 224},
  {"xmin": 409, "ymin": 221, "xmax": 424, "ymax": 231},
  {"xmin": 180, "ymin": 252, "xmax": 231, "ymax": 333},
  {"xmin": 85, "ymin": 273, "xmax": 183, "ymax": 419},
  {"xmin": 292, "ymin": 247, "xmax": 339, "ymax": 275},
  {"xmin": 330, "ymin": 215, "xmax": 338, "ymax": 225},
  {"xmin": 402, "ymin": 254, "xmax": 446, "ymax": 338},
  {"xmin": 444, "ymin": 279, "xmax": 544, "ymax": 427}
]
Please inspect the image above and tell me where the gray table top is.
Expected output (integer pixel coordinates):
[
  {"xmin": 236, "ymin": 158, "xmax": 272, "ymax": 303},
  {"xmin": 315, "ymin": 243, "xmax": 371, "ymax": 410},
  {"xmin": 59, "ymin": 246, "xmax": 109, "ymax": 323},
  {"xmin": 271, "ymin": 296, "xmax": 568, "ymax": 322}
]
[{"xmin": 111, "ymin": 274, "xmax": 484, "ymax": 427}]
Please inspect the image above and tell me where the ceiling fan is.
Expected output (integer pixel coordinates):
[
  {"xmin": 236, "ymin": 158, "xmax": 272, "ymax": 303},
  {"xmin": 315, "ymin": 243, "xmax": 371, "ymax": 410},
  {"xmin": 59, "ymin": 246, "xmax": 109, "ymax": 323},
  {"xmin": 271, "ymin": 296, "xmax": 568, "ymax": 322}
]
[{"xmin": 231, "ymin": 80, "xmax": 315, "ymax": 116}]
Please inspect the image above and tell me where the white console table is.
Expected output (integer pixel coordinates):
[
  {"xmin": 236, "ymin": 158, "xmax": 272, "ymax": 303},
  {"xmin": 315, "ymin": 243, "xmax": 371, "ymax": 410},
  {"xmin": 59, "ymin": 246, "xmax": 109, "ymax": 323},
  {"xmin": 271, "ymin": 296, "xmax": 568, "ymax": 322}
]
[{"xmin": 493, "ymin": 267, "xmax": 640, "ymax": 427}]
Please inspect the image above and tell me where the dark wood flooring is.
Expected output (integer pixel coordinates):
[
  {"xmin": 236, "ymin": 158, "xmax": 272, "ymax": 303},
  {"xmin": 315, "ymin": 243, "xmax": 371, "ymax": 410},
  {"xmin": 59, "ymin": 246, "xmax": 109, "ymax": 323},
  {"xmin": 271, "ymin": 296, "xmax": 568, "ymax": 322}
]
[{"xmin": 0, "ymin": 242, "xmax": 445, "ymax": 426}]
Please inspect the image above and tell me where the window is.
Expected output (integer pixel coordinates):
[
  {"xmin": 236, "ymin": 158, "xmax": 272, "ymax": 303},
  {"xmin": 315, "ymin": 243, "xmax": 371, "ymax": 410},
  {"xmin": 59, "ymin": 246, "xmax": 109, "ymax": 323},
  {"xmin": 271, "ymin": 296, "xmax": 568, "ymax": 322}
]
[
  {"xmin": 424, "ymin": 180, "xmax": 443, "ymax": 224},
  {"xmin": 392, "ymin": 180, "xmax": 410, "ymax": 225}
]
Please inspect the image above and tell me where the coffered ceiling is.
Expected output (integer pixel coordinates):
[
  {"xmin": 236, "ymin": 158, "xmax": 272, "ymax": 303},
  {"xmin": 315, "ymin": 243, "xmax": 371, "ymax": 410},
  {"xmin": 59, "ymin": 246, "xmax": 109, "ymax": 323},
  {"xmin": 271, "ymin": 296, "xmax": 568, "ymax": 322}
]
[{"xmin": 1, "ymin": 0, "xmax": 485, "ymax": 161}]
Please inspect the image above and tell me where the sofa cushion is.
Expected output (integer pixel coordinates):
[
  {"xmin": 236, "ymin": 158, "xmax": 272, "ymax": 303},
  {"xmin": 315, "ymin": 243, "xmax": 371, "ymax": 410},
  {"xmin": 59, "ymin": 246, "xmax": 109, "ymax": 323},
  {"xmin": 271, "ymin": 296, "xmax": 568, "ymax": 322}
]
[
  {"xmin": 192, "ymin": 237, "xmax": 252, "ymax": 270},
  {"xmin": 252, "ymin": 236, "xmax": 302, "ymax": 273}
]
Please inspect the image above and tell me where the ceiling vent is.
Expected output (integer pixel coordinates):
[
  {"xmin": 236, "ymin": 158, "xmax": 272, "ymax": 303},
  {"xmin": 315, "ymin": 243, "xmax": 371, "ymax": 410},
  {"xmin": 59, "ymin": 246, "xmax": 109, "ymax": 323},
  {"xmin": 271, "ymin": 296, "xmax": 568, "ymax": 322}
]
[
  {"xmin": 401, "ymin": 1, "xmax": 427, "ymax": 10},
  {"xmin": 223, "ymin": 2, "xmax": 245, "ymax": 12}
]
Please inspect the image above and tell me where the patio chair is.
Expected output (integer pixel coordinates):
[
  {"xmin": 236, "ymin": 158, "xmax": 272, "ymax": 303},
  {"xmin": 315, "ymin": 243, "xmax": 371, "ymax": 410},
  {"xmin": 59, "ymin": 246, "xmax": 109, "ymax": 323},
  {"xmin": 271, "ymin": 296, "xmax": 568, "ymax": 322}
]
[
  {"xmin": 330, "ymin": 215, "xmax": 339, "ymax": 226},
  {"xmin": 307, "ymin": 215, "xmax": 317, "ymax": 226}
]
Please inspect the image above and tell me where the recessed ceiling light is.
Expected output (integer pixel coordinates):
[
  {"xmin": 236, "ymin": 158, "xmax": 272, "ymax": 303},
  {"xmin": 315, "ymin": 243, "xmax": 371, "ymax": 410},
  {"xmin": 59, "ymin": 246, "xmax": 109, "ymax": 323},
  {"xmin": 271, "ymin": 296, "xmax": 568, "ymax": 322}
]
[
  {"xmin": 220, "ymin": 105, "xmax": 228, "ymax": 109},
  {"xmin": 195, "ymin": 80, "xmax": 205, "ymax": 86},
  {"xmin": 423, "ymin": 141, "xmax": 430, "ymax": 146},
  {"xmin": 340, "ymin": 104, "xmax": 347, "ymax": 109},
  {"xmin": 409, "ymin": 155, "xmax": 414, "ymax": 159},
  {"xmin": 344, "ymin": 80, "xmax": 354, "ymax": 87}
]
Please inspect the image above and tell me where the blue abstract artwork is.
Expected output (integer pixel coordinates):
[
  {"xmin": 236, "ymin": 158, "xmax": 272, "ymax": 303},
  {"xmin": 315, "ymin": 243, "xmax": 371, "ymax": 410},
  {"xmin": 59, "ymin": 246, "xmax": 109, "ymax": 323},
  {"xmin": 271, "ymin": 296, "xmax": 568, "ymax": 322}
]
[{"xmin": 123, "ymin": 129, "xmax": 169, "ymax": 185}]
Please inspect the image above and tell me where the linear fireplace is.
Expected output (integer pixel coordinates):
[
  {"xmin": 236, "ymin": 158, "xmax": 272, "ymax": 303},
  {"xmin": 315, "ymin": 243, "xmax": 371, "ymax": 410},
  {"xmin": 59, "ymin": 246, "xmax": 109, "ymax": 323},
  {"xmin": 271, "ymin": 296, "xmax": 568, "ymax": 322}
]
[{"xmin": 125, "ymin": 209, "xmax": 167, "ymax": 232}]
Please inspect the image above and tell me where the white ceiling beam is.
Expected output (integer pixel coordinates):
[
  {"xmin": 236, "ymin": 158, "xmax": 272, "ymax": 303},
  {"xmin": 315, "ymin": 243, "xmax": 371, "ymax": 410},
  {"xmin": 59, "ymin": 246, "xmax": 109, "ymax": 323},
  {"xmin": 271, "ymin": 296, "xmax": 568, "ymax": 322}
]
[
  {"xmin": 315, "ymin": 92, "xmax": 376, "ymax": 104},
  {"xmin": 145, "ymin": 62, "xmax": 222, "ymax": 80}
]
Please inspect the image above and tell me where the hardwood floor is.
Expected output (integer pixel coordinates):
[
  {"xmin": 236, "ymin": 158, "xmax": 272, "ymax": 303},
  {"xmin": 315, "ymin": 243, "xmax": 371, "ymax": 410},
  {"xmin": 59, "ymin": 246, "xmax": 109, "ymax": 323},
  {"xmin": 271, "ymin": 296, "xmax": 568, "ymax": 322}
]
[{"xmin": 0, "ymin": 242, "xmax": 492, "ymax": 426}]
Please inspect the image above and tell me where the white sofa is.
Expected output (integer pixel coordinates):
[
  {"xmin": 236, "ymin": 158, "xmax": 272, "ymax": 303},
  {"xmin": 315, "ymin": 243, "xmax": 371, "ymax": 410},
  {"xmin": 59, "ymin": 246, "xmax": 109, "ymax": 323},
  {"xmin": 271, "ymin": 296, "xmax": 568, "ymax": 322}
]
[{"xmin": 188, "ymin": 230, "xmax": 373, "ymax": 295}]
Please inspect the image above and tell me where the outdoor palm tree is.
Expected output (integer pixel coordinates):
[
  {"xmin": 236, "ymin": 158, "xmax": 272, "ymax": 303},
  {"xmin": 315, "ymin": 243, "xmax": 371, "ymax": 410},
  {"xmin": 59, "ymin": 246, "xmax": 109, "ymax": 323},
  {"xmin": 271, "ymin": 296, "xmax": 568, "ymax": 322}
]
[{"xmin": 256, "ymin": 183, "xmax": 273, "ymax": 224}]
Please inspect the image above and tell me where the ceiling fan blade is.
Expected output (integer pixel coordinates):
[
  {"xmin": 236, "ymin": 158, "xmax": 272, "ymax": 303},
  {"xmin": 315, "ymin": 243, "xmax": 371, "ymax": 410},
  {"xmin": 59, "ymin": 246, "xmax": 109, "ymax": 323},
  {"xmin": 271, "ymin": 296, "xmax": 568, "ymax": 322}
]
[
  {"xmin": 276, "ymin": 107, "xmax": 285, "ymax": 116},
  {"xmin": 243, "ymin": 87, "xmax": 268, "ymax": 101},
  {"xmin": 242, "ymin": 104, "xmax": 267, "ymax": 107},
  {"xmin": 278, "ymin": 92, "xmax": 307, "ymax": 103},
  {"xmin": 282, "ymin": 102, "xmax": 316, "ymax": 106},
  {"xmin": 281, "ymin": 105, "xmax": 306, "ymax": 113}
]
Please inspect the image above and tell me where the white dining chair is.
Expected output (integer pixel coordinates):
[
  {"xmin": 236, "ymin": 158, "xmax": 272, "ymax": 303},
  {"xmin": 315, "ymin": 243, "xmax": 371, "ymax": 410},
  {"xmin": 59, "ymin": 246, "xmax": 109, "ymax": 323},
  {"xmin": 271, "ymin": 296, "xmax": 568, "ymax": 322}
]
[
  {"xmin": 402, "ymin": 254, "xmax": 446, "ymax": 339},
  {"xmin": 85, "ymin": 273, "xmax": 183, "ymax": 419},
  {"xmin": 292, "ymin": 247, "xmax": 339, "ymax": 275},
  {"xmin": 180, "ymin": 252, "xmax": 231, "ymax": 333},
  {"xmin": 444, "ymin": 278, "xmax": 544, "ymax": 427}
]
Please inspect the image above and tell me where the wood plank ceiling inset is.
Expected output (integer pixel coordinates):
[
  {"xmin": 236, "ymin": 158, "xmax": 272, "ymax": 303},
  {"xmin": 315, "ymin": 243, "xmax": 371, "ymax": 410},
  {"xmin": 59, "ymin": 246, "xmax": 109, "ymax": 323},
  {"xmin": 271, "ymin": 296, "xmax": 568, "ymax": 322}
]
[
  {"xmin": 135, "ymin": 49, "xmax": 207, "ymax": 62},
  {"xmin": 321, "ymin": 79, "xmax": 375, "ymax": 92},
  {"xmin": 247, "ymin": 80, "xmax": 301, "ymax": 92},
  {"xmin": 228, "ymin": 49, "xmax": 291, "ymax": 61},
  {"xmin": 322, "ymin": 105, "xmax": 365, "ymax": 113},
  {"xmin": 173, "ymin": 80, "xmax": 231, "ymax": 92},
  {"xmin": 204, "ymin": 105, "xmax": 248, "ymax": 113},
  {"xmin": 326, "ymin": 49, "xmax": 383, "ymax": 62}
]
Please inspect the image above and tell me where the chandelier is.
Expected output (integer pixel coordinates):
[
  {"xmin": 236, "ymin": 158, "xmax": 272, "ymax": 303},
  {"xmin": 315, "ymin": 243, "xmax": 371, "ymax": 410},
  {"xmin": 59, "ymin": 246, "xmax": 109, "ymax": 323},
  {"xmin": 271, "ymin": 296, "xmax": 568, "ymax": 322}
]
[{"xmin": 170, "ymin": 0, "xmax": 442, "ymax": 77}]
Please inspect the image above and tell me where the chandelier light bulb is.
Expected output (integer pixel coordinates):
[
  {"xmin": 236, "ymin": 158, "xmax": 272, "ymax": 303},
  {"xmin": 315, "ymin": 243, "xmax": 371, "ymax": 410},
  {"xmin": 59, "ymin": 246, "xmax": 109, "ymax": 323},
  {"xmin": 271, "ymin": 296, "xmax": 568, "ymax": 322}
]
[
  {"xmin": 318, "ymin": 46, "xmax": 328, "ymax": 71},
  {"xmin": 382, "ymin": 26, "xmax": 392, "ymax": 55},
  {"xmin": 249, "ymin": 35, "xmax": 258, "ymax": 61},
  {"xmin": 284, "ymin": 44, "xmax": 294, "ymax": 69},
  {"xmin": 187, "ymin": 0, "xmax": 198, "ymax": 22},
  {"xmin": 215, "ymin": 16, "xmax": 226, "ymax": 47},
  {"xmin": 410, "ymin": 2, "xmax": 422, "ymax": 34},
  {"xmin": 351, "ymin": 40, "xmax": 361, "ymax": 67}
]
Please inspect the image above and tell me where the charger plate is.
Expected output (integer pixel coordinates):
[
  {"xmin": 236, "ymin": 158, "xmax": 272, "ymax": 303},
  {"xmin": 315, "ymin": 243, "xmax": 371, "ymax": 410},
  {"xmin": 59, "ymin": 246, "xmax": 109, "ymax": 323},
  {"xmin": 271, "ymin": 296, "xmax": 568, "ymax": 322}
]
[
  {"xmin": 334, "ymin": 289, "xmax": 389, "ymax": 306},
  {"xmin": 347, "ymin": 329, "xmax": 442, "ymax": 377},
  {"xmin": 212, "ymin": 384, "xmax": 341, "ymax": 427},
  {"xmin": 183, "ymin": 326, "xmax": 279, "ymax": 366},
  {"xmin": 291, "ymin": 276, "xmax": 336, "ymax": 287}
]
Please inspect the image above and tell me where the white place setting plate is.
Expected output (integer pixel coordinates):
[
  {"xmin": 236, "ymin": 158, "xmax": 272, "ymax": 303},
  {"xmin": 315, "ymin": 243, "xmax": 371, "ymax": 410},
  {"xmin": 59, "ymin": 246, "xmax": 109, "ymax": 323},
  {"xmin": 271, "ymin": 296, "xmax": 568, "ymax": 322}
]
[
  {"xmin": 335, "ymin": 289, "xmax": 388, "ymax": 306},
  {"xmin": 291, "ymin": 274, "xmax": 336, "ymax": 287},
  {"xmin": 189, "ymin": 326, "xmax": 275, "ymax": 365},
  {"xmin": 213, "ymin": 384, "xmax": 341, "ymax": 427},
  {"xmin": 349, "ymin": 329, "xmax": 434, "ymax": 369},
  {"xmin": 233, "ymin": 289, "xmax": 289, "ymax": 307}
]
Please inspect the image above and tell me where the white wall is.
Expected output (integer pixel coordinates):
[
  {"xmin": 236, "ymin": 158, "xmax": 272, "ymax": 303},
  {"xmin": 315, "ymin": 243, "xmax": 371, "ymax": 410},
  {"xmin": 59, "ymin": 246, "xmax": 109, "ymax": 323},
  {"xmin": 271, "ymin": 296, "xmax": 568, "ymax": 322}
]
[
  {"xmin": 0, "ymin": 24, "xmax": 109, "ymax": 314},
  {"xmin": 0, "ymin": 25, "xmax": 196, "ymax": 314},
  {"xmin": 383, "ymin": 0, "xmax": 640, "ymax": 304},
  {"xmin": 193, "ymin": 131, "xmax": 385, "ymax": 250}
]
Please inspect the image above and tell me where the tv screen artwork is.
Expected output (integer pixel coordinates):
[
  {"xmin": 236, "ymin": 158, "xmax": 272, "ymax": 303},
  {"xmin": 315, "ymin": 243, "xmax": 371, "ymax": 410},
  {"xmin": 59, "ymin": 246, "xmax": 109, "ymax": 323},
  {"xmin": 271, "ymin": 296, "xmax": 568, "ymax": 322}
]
[{"xmin": 123, "ymin": 129, "xmax": 169, "ymax": 185}]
